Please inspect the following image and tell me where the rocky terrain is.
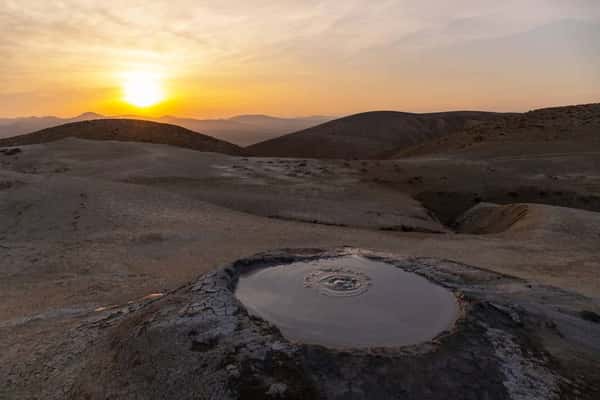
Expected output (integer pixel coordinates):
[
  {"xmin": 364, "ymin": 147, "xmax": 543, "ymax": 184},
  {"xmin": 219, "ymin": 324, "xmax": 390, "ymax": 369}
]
[{"xmin": 1, "ymin": 103, "xmax": 599, "ymax": 399}]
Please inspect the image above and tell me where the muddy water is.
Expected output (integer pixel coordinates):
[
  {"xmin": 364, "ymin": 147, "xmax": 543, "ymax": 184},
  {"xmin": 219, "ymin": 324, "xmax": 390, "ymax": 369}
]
[{"xmin": 235, "ymin": 256, "xmax": 458, "ymax": 348}]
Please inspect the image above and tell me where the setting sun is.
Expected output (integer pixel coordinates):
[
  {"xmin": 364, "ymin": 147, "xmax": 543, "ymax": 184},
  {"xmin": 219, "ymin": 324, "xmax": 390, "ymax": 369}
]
[
  {"xmin": 122, "ymin": 71, "xmax": 165, "ymax": 108},
  {"xmin": 2, "ymin": 2, "xmax": 600, "ymax": 398}
]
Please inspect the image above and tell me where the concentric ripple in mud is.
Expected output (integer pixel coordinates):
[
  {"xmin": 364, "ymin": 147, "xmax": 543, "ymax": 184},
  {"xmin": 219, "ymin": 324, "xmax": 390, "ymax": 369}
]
[
  {"xmin": 235, "ymin": 256, "xmax": 459, "ymax": 348},
  {"xmin": 304, "ymin": 267, "xmax": 371, "ymax": 297}
]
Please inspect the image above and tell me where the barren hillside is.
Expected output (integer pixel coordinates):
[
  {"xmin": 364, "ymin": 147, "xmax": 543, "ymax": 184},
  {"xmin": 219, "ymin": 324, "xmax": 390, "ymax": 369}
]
[
  {"xmin": 391, "ymin": 103, "xmax": 600, "ymax": 158},
  {"xmin": 246, "ymin": 111, "xmax": 503, "ymax": 159},
  {"xmin": 0, "ymin": 119, "xmax": 242, "ymax": 155}
]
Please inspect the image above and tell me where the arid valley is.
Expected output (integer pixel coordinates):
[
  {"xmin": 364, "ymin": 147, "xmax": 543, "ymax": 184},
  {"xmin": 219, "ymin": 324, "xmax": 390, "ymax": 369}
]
[{"xmin": 1, "ymin": 103, "xmax": 600, "ymax": 399}]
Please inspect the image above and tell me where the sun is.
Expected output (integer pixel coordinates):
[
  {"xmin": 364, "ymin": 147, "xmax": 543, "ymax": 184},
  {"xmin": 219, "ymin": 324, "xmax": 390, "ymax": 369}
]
[{"xmin": 122, "ymin": 71, "xmax": 165, "ymax": 108}]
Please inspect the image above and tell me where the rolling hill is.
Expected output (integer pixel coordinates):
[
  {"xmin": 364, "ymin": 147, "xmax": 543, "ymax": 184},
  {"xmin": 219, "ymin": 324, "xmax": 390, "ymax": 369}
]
[
  {"xmin": 390, "ymin": 103, "xmax": 600, "ymax": 158},
  {"xmin": 0, "ymin": 119, "xmax": 242, "ymax": 155},
  {"xmin": 246, "ymin": 111, "xmax": 503, "ymax": 159}
]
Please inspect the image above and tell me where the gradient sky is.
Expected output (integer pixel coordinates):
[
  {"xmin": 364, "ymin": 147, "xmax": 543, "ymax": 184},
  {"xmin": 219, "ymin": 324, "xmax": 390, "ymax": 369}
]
[{"xmin": 1, "ymin": 0, "xmax": 599, "ymax": 118}]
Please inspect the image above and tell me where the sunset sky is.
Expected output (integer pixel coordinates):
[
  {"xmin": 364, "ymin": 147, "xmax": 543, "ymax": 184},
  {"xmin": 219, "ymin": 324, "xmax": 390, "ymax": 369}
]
[{"xmin": 1, "ymin": 0, "xmax": 599, "ymax": 118}]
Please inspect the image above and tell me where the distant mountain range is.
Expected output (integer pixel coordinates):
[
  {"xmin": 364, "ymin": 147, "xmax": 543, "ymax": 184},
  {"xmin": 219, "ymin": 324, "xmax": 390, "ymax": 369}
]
[
  {"xmin": 0, "ymin": 113, "xmax": 333, "ymax": 146},
  {"xmin": 3, "ymin": 104, "xmax": 597, "ymax": 159},
  {"xmin": 0, "ymin": 112, "xmax": 104, "ymax": 139},
  {"xmin": 159, "ymin": 114, "xmax": 333, "ymax": 146}
]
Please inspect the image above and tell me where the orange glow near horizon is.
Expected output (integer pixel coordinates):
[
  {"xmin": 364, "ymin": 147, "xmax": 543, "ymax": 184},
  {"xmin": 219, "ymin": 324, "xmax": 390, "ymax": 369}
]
[{"xmin": 1, "ymin": 1, "xmax": 599, "ymax": 119}]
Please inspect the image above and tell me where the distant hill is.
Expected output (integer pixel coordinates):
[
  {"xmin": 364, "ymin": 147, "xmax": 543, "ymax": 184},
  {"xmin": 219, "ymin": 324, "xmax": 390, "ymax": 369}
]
[
  {"xmin": 159, "ymin": 114, "xmax": 332, "ymax": 146},
  {"xmin": 0, "ymin": 119, "xmax": 242, "ymax": 155},
  {"xmin": 246, "ymin": 111, "xmax": 503, "ymax": 159},
  {"xmin": 0, "ymin": 113, "xmax": 333, "ymax": 146},
  {"xmin": 0, "ymin": 112, "xmax": 103, "ymax": 139},
  {"xmin": 391, "ymin": 103, "xmax": 600, "ymax": 158}
]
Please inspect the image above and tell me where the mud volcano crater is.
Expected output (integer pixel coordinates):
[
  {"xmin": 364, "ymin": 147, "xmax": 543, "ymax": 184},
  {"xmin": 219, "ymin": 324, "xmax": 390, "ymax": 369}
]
[
  {"xmin": 67, "ymin": 249, "xmax": 600, "ymax": 400},
  {"xmin": 234, "ymin": 256, "xmax": 459, "ymax": 348}
]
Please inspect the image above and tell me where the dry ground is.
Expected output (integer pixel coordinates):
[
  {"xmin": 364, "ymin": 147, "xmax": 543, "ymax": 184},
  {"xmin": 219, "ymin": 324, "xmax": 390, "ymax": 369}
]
[{"xmin": 1, "ymin": 138, "xmax": 599, "ymax": 398}]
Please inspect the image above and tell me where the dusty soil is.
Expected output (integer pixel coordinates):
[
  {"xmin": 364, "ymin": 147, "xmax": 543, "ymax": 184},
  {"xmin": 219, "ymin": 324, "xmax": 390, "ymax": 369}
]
[{"xmin": 1, "ymin": 133, "xmax": 599, "ymax": 399}]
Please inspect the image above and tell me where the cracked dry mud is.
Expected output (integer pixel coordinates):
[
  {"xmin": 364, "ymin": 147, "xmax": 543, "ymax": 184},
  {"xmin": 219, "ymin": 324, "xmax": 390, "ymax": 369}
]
[{"xmin": 7, "ymin": 248, "xmax": 599, "ymax": 400}]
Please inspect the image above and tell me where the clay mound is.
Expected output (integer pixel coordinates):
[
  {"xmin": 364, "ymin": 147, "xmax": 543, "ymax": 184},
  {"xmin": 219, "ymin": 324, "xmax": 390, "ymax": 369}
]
[
  {"xmin": 393, "ymin": 103, "xmax": 600, "ymax": 158},
  {"xmin": 0, "ymin": 119, "xmax": 243, "ymax": 155},
  {"xmin": 62, "ymin": 250, "xmax": 600, "ymax": 400},
  {"xmin": 455, "ymin": 203, "xmax": 529, "ymax": 234},
  {"xmin": 455, "ymin": 202, "xmax": 600, "ymax": 243},
  {"xmin": 246, "ymin": 111, "xmax": 501, "ymax": 159}
]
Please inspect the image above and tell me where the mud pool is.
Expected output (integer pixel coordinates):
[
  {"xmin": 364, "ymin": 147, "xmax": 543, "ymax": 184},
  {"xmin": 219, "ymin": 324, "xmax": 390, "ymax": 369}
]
[{"xmin": 234, "ymin": 255, "xmax": 459, "ymax": 348}]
